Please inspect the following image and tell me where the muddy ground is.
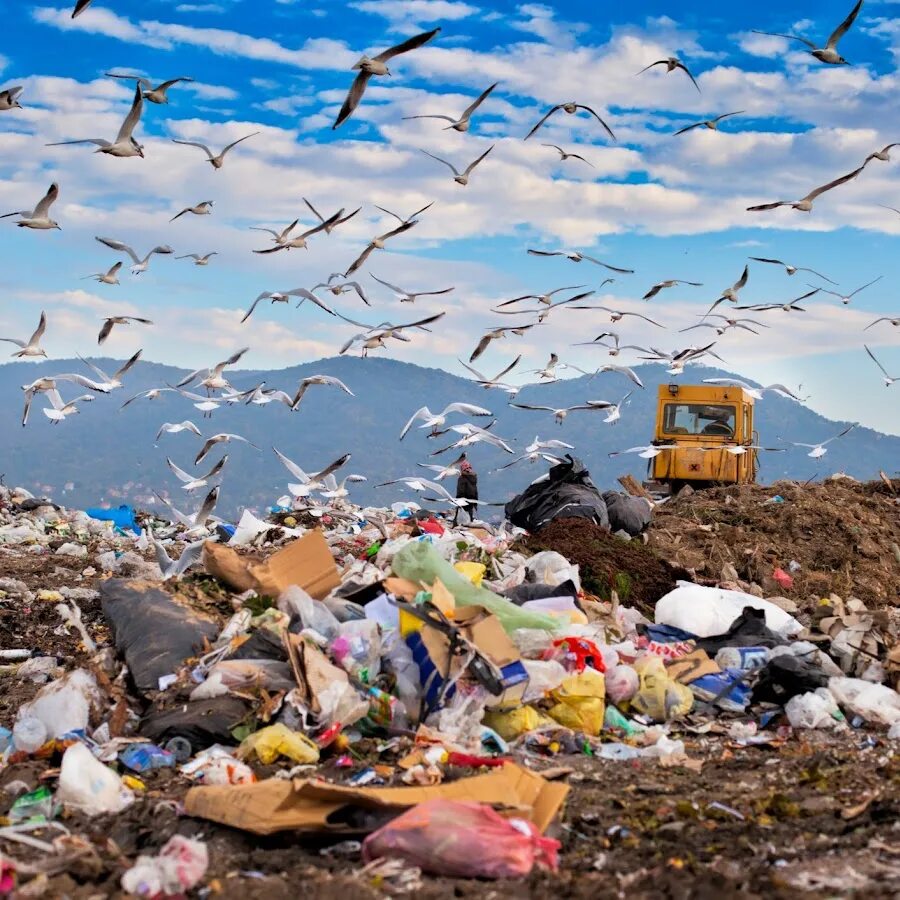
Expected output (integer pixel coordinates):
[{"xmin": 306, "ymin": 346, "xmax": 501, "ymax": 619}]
[{"xmin": 3, "ymin": 545, "xmax": 900, "ymax": 899}]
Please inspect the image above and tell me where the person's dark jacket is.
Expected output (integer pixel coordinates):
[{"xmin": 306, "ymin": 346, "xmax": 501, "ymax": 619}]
[{"xmin": 456, "ymin": 471, "xmax": 478, "ymax": 503}]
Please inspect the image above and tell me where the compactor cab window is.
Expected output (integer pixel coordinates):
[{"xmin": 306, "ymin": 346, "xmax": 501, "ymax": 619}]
[{"xmin": 663, "ymin": 403, "xmax": 736, "ymax": 437}]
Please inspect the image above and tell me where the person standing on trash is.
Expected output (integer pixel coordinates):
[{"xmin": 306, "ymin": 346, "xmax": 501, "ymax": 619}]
[{"xmin": 453, "ymin": 459, "xmax": 479, "ymax": 526}]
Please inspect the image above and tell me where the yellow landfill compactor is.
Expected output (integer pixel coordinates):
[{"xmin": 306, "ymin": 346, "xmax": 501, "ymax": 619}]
[{"xmin": 646, "ymin": 383, "xmax": 758, "ymax": 492}]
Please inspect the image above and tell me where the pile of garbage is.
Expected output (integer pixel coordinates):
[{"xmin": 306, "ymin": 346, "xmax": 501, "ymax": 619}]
[{"xmin": 1, "ymin": 472, "xmax": 900, "ymax": 893}]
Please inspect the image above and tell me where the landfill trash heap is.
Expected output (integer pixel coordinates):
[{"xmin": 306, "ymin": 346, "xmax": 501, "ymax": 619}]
[{"xmin": 1, "ymin": 470, "xmax": 900, "ymax": 895}]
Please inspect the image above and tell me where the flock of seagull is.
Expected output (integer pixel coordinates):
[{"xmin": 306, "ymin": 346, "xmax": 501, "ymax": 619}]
[{"xmin": 0, "ymin": 1, "xmax": 898, "ymax": 523}]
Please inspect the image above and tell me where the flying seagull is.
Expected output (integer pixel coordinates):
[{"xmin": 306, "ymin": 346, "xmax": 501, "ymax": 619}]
[
  {"xmin": 170, "ymin": 200, "xmax": 214, "ymax": 223},
  {"xmin": 312, "ymin": 275, "xmax": 371, "ymax": 305},
  {"xmin": 0, "ymin": 85, "xmax": 24, "ymax": 111},
  {"xmin": 1, "ymin": 183, "xmax": 61, "ymax": 230},
  {"xmin": 542, "ymin": 144, "xmax": 594, "ymax": 166},
  {"xmin": 273, "ymin": 448, "xmax": 351, "ymax": 497},
  {"xmin": 864, "ymin": 345, "xmax": 898, "ymax": 386},
  {"xmin": 47, "ymin": 82, "xmax": 144, "ymax": 158},
  {"xmin": 400, "ymin": 402, "xmax": 492, "ymax": 440},
  {"xmin": 495, "ymin": 284, "xmax": 587, "ymax": 309},
  {"xmin": 149, "ymin": 531, "xmax": 207, "ymax": 581},
  {"xmin": 291, "ymin": 375, "xmax": 355, "ymax": 410},
  {"xmin": 402, "ymin": 82, "xmax": 497, "ymax": 132},
  {"xmin": 703, "ymin": 265, "xmax": 750, "ymax": 316},
  {"xmin": 674, "ymin": 111, "xmax": 743, "ymax": 135},
  {"xmin": 154, "ymin": 485, "xmax": 220, "ymax": 530},
  {"xmin": 702, "ymin": 378, "xmax": 802, "ymax": 401},
  {"xmin": 82, "ymin": 262, "xmax": 123, "ymax": 285},
  {"xmin": 638, "ymin": 57, "xmax": 701, "ymax": 91},
  {"xmin": 339, "ymin": 312, "xmax": 446, "ymax": 356},
  {"xmin": 814, "ymin": 275, "xmax": 883, "ymax": 305},
  {"xmin": 195, "ymin": 433, "xmax": 259, "ymax": 465},
  {"xmin": 373, "ymin": 201, "xmax": 435, "ymax": 226},
  {"xmin": 167, "ymin": 455, "xmax": 228, "ymax": 492},
  {"xmin": 177, "ymin": 253, "xmax": 218, "ymax": 266},
  {"xmin": 378, "ymin": 476, "xmax": 487, "ymax": 509},
  {"xmin": 594, "ymin": 363, "xmax": 645, "ymax": 388},
  {"xmin": 171, "ymin": 132, "xmax": 260, "ymax": 169},
  {"xmin": 72, "ymin": 0, "xmax": 95, "ymax": 17},
  {"xmin": 97, "ymin": 316, "xmax": 152, "ymax": 345},
  {"xmin": 609, "ymin": 444, "xmax": 678, "ymax": 459},
  {"xmin": 469, "ymin": 324, "xmax": 536, "ymax": 363},
  {"xmin": 1, "ymin": 312, "xmax": 48, "ymax": 359},
  {"xmin": 333, "ymin": 28, "xmax": 441, "ymax": 129},
  {"xmin": 106, "ymin": 73, "xmax": 194, "ymax": 104},
  {"xmin": 752, "ymin": 0, "xmax": 864, "ymax": 65},
  {"xmin": 864, "ymin": 143, "xmax": 900, "ymax": 166},
  {"xmin": 511, "ymin": 402, "xmax": 613, "ymax": 425},
  {"xmin": 177, "ymin": 347, "xmax": 250, "ymax": 393},
  {"xmin": 252, "ymin": 209, "xmax": 344, "ymax": 254},
  {"xmin": 527, "ymin": 248, "xmax": 634, "ymax": 272},
  {"xmin": 736, "ymin": 288, "xmax": 821, "ymax": 313},
  {"xmin": 42, "ymin": 391, "xmax": 93, "ymax": 424},
  {"xmin": 780, "ymin": 422, "xmax": 858, "ymax": 458},
  {"xmin": 77, "ymin": 350, "xmax": 143, "ymax": 391},
  {"xmin": 525, "ymin": 102, "xmax": 616, "ymax": 142},
  {"xmin": 419, "ymin": 145, "xmax": 494, "ymax": 186},
  {"xmin": 747, "ymin": 164, "xmax": 866, "ymax": 212},
  {"xmin": 565, "ymin": 304, "xmax": 663, "ymax": 326},
  {"xmin": 749, "ymin": 257, "xmax": 836, "ymax": 283},
  {"xmin": 242, "ymin": 289, "xmax": 336, "ymax": 323},
  {"xmin": 864, "ymin": 315, "xmax": 900, "ymax": 330},
  {"xmin": 155, "ymin": 421, "xmax": 202, "ymax": 441},
  {"xmin": 303, "ymin": 198, "xmax": 361, "ymax": 234},
  {"xmin": 458, "ymin": 355, "xmax": 523, "ymax": 395},
  {"xmin": 643, "ymin": 279, "xmax": 703, "ymax": 300},
  {"xmin": 371, "ymin": 273, "xmax": 454, "ymax": 303},
  {"xmin": 345, "ymin": 221, "xmax": 416, "ymax": 277},
  {"xmin": 95, "ymin": 236, "xmax": 174, "ymax": 274}
]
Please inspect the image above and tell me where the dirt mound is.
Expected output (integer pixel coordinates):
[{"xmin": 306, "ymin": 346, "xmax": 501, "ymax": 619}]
[
  {"xmin": 524, "ymin": 517, "xmax": 686, "ymax": 610},
  {"xmin": 647, "ymin": 477, "xmax": 900, "ymax": 609}
]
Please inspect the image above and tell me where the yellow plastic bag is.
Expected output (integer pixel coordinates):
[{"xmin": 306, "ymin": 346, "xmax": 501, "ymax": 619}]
[
  {"xmin": 453, "ymin": 562, "xmax": 486, "ymax": 587},
  {"xmin": 484, "ymin": 706, "xmax": 556, "ymax": 740},
  {"xmin": 237, "ymin": 724, "xmax": 320, "ymax": 765},
  {"xmin": 629, "ymin": 656, "xmax": 693, "ymax": 721},
  {"xmin": 546, "ymin": 670, "xmax": 606, "ymax": 736}
]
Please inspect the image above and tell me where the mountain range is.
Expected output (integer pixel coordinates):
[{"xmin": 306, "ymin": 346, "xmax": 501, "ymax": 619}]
[{"xmin": 2, "ymin": 355, "xmax": 897, "ymax": 518}]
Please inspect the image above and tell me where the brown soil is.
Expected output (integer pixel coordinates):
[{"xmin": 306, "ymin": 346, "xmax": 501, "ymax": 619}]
[
  {"xmin": 524, "ymin": 518, "xmax": 688, "ymax": 611},
  {"xmin": 647, "ymin": 478, "xmax": 900, "ymax": 612}
]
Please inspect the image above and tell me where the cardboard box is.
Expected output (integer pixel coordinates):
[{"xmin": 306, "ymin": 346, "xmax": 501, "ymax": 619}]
[
  {"xmin": 203, "ymin": 530, "xmax": 340, "ymax": 599},
  {"xmin": 184, "ymin": 761, "xmax": 568, "ymax": 835},
  {"xmin": 665, "ymin": 649, "xmax": 721, "ymax": 685}
]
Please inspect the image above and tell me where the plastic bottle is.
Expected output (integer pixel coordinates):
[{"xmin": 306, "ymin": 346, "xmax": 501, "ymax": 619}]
[
  {"xmin": 715, "ymin": 646, "xmax": 770, "ymax": 671},
  {"xmin": 164, "ymin": 737, "xmax": 192, "ymax": 764},
  {"xmin": 12, "ymin": 716, "xmax": 47, "ymax": 753}
]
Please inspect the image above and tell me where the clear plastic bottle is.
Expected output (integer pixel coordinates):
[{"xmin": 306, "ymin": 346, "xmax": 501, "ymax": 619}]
[{"xmin": 13, "ymin": 716, "xmax": 47, "ymax": 753}]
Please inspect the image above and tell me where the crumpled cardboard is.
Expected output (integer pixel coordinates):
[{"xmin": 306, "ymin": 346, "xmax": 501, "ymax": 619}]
[
  {"xmin": 665, "ymin": 650, "xmax": 721, "ymax": 685},
  {"xmin": 203, "ymin": 530, "xmax": 340, "ymax": 599},
  {"xmin": 183, "ymin": 761, "xmax": 568, "ymax": 836}
]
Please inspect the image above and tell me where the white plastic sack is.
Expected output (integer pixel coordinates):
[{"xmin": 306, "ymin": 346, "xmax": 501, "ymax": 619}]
[
  {"xmin": 17, "ymin": 669, "xmax": 100, "ymax": 739},
  {"xmin": 654, "ymin": 581, "xmax": 803, "ymax": 639},
  {"xmin": 785, "ymin": 689, "xmax": 840, "ymax": 729},
  {"xmin": 828, "ymin": 677, "xmax": 900, "ymax": 727},
  {"xmin": 524, "ymin": 551, "xmax": 581, "ymax": 593},
  {"xmin": 56, "ymin": 742, "xmax": 133, "ymax": 815},
  {"xmin": 521, "ymin": 660, "xmax": 568, "ymax": 702}
]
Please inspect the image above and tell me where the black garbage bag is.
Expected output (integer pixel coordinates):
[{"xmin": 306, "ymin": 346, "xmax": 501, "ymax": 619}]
[
  {"xmin": 228, "ymin": 628, "xmax": 288, "ymax": 662},
  {"xmin": 139, "ymin": 696, "xmax": 253, "ymax": 752},
  {"xmin": 505, "ymin": 456, "xmax": 609, "ymax": 532},
  {"xmin": 752, "ymin": 655, "xmax": 829, "ymax": 705},
  {"xmin": 602, "ymin": 491, "xmax": 652, "ymax": 537},
  {"xmin": 502, "ymin": 579, "xmax": 579, "ymax": 606},
  {"xmin": 695, "ymin": 607, "xmax": 787, "ymax": 654},
  {"xmin": 100, "ymin": 579, "xmax": 219, "ymax": 696}
]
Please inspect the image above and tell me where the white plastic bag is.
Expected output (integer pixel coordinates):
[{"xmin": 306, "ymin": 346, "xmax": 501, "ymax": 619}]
[
  {"xmin": 56, "ymin": 742, "xmax": 133, "ymax": 815},
  {"xmin": 828, "ymin": 677, "xmax": 900, "ymax": 727},
  {"xmin": 17, "ymin": 669, "xmax": 100, "ymax": 739},
  {"xmin": 785, "ymin": 689, "xmax": 840, "ymax": 729},
  {"xmin": 521, "ymin": 660, "xmax": 568, "ymax": 702},
  {"xmin": 524, "ymin": 551, "xmax": 581, "ymax": 593},
  {"xmin": 606, "ymin": 665, "xmax": 640, "ymax": 704},
  {"xmin": 278, "ymin": 586, "xmax": 340, "ymax": 640},
  {"xmin": 654, "ymin": 581, "xmax": 803, "ymax": 638}
]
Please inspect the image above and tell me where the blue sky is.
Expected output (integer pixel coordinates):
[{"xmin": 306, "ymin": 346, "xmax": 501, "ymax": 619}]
[{"xmin": 0, "ymin": 0, "xmax": 899, "ymax": 435}]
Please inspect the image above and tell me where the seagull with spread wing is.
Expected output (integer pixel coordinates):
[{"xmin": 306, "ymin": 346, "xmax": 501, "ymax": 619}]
[
  {"xmin": 780, "ymin": 422, "xmax": 859, "ymax": 458},
  {"xmin": 172, "ymin": 132, "xmax": 259, "ymax": 169},
  {"xmin": 403, "ymin": 82, "xmax": 497, "ymax": 132},
  {"xmin": 167, "ymin": 455, "xmax": 228, "ymax": 492},
  {"xmin": 97, "ymin": 316, "xmax": 152, "ymax": 345},
  {"xmin": 399, "ymin": 402, "xmax": 492, "ymax": 439},
  {"xmin": 273, "ymin": 449, "xmax": 351, "ymax": 497},
  {"xmin": 864, "ymin": 345, "xmax": 898, "ymax": 386},
  {"xmin": 345, "ymin": 221, "xmax": 417, "ymax": 277},
  {"xmin": 1, "ymin": 312, "xmax": 48, "ymax": 359},
  {"xmin": 527, "ymin": 248, "xmax": 634, "ymax": 273},
  {"xmin": 95, "ymin": 236, "xmax": 174, "ymax": 274},
  {"xmin": 291, "ymin": 375, "xmax": 355, "ymax": 410},
  {"xmin": 303, "ymin": 198, "xmax": 361, "ymax": 234},
  {"xmin": 371, "ymin": 273, "xmax": 454, "ymax": 303},
  {"xmin": 749, "ymin": 257, "xmax": 836, "ymax": 282},
  {"xmin": 195, "ymin": 433, "xmax": 259, "ymax": 465},
  {"xmin": 0, "ymin": 85, "xmax": 24, "ymax": 111},
  {"xmin": 177, "ymin": 347, "xmax": 249, "ymax": 393},
  {"xmin": 334, "ymin": 28, "xmax": 441, "ymax": 128},
  {"xmin": 420, "ymin": 145, "xmax": 494, "ymax": 186},
  {"xmin": 1, "ymin": 183, "xmax": 61, "ymax": 230},
  {"xmin": 48, "ymin": 82, "xmax": 144, "ymax": 158},
  {"xmin": 674, "ymin": 111, "xmax": 743, "ymax": 135},
  {"xmin": 747, "ymin": 164, "xmax": 866, "ymax": 212},
  {"xmin": 752, "ymin": 0, "xmax": 864, "ymax": 65},
  {"xmin": 814, "ymin": 275, "xmax": 883, "ymax": 305},
  {"xmin": 106, "ymin": 72, "xmax": 194, "ymax": 104},
  {"xmin": 638, "ymin": 56, "xmax": 701, "ymax": 91},
  {"xmin": 525, "ymin": 101, "xmax": 616, "ymax": 141}
]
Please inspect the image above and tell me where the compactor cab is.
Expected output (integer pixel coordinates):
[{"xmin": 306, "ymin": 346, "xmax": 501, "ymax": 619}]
[{"xmin": 645, "ymin": 383, "xmax": 758, "ymax": 493}]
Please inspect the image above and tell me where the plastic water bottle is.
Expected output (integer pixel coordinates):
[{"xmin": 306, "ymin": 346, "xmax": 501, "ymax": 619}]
[
  {"xmin": 13, "ymin": 717, "xmax": 47, "ymax": 753},
  {"xmin": 164, "ymin": 737, "xmax": 192, "ymax": 764},
  {"xmin": 715, "ymin": 646, "xmax": 770, "ymax": 671}
]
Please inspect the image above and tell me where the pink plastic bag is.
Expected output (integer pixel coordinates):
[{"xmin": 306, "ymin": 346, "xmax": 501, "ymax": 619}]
[{"xmin": 362, "ymin": 799, "xmax": 560, "ymax": 879}]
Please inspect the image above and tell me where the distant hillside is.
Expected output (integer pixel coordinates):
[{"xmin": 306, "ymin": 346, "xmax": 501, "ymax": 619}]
[{"xmin": 2, "ymin": 355, "xmax": 897, "ymax": 517}]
